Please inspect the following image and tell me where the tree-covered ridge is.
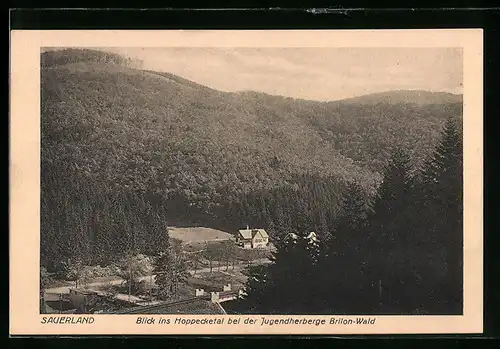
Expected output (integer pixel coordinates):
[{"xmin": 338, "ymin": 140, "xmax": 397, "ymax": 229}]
[
  {"xmin": 41, "ymin": 50, "xmax": 461, "ymax": 194},
  {"xmin": 41, "ymin": 48, "xmax": 143, "ymax": 69}
]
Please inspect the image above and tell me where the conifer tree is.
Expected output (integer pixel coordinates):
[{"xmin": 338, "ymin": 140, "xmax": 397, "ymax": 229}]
[
  {"xmin": 271, "ymin": 199, "xmax": 291, "ymax": 243},
  {"xmin": 235, "ymin": 229, "xmax": 327, "ymax": 314},
  {"xmin": 366, "ymin": 148, "xmax": 414, "ymax": 313},
  {"xmin": 417, "ymin": 117, "xmax": 463, "ymax": 312},
  {"xmin": 321, "ymin": 180, "xmax": 371, "ymax": 313},
  {"xmin": 233, "ymin": 264, "xmax": 270, "ymax": 314}
]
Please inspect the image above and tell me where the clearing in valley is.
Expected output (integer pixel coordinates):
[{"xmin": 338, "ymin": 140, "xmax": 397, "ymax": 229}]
[{"xmin": 169, "ymin": 226, "xmax": 234, "ymax": 244}]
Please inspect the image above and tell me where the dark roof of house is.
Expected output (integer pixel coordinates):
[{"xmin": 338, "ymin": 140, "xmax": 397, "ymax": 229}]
[{"xmin": 112, "ymin": 297, "xmax": 225, "ymax": 315}]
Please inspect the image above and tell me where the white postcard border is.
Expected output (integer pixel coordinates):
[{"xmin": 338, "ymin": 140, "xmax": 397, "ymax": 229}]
[{"xmin": 9, "ymin": 29, "xmax": 483, "ymax": 335}]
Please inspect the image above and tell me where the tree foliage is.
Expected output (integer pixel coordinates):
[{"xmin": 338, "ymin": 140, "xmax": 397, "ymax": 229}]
[
  {"xmin": 153, "ymin": 237, "xmax": 188, "ymax": 300},
  {"xmin": 40, "ymin": 49, "xmax": 460, "ymax": 271},
  {"xmin": 232, "ymin": 119, "xmax": 463, "ymax": 315}
]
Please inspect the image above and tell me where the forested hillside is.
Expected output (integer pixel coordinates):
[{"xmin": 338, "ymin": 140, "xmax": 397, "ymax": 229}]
[
  {"xmin": 40, "ymin": 49, "xmax": 462, "ymax": 276},
  {"xmin": 231, "ymin": 118, "xmax": 463, "ymax": 314}
]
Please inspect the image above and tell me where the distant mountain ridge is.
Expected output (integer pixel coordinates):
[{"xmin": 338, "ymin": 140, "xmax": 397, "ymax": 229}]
[
  {"xmin": 337, "ymin": 90, "xmax": 463, "ymax": 106},
  {"xmin": 41, "ymin": 48, "xmax": 462, "ymax": 106}
]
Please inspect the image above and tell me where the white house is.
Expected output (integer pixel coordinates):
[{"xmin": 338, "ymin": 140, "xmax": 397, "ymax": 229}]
[
  {"xmin": 284, "ymin": 231, "xmax": 317, "ymax": 244},
  {"xmin": 236, "ymin": 227, "xmax": 269, "ymax": 249}
]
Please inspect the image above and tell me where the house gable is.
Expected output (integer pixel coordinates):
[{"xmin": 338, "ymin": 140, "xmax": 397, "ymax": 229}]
[
  {"xmin": 237, "ymin": 228, "xmax": 269, "ymax": 248},
  {"xmin": 250, "ymin": 229, "xmax": 268, "ymax": 243},
  {"xmin": 252, "ymin": 231, "xmax": 265, "ymax": 241}
]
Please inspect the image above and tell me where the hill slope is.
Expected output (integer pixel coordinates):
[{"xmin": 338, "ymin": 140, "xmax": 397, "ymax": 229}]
[{"xmin": 41, "ymin": 48, "xmax": 462, "ymax": 226}]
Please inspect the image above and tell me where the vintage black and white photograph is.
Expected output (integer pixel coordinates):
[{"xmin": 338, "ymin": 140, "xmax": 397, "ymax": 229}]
[{"xmin": 38, "ymin": 45, "xmax": 464, "ymax": 317}]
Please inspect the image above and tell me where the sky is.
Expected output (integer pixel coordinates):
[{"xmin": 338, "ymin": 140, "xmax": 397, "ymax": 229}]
[{"xmin": 99, "ymin": 47, "xmax": 462, "ymax": 101}]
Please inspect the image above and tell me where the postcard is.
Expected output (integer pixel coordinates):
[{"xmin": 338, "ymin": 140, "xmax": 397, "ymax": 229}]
[{"xmin": 9, "ymin": 29, "xmax": 483, "ymax": 335}]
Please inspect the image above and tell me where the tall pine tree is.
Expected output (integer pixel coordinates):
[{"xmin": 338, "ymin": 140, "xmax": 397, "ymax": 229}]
[
  {"xmin": 366, "ymin": 148, "xmax": 415, "ymax": 313},
  {"xmin": 416, "ymin": 117, "xmax": 463, "ymax": 313},
  {"xmin": 321, "ymin": 180, "xmax": 371, "ymax": 314},
  {"xmin": 152, "ymin": 229, "xmax": 174, "ymax": 300}
]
